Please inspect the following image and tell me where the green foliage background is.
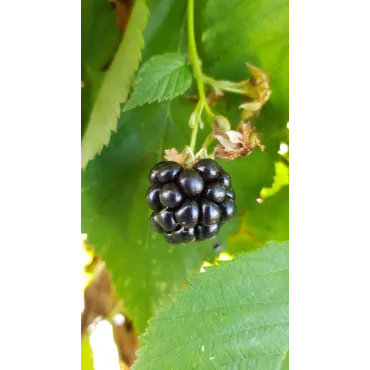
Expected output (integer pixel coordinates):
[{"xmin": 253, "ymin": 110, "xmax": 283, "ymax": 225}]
[{"xmin": 81, "ymin": 0, "xmax": 288, "ymax": 368}]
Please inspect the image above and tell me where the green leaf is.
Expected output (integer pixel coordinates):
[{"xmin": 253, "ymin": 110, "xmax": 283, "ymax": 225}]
[
  {"xmin": 202, "ymin": 0, "xmax": 289, "ymax": 109},
  {"xmin": 246, "ymin": 186, "xmax": 289, "ymax": 241},
  {"xmin": 281, "ymin": 350, "xmax": 289, "ymax": 370},
  {"xmin": 81, "ymin": 336, "xmax": 94, "ymax": 370},
  {"xmin": 81, "ymin": 72, "xmax": 104, "ymax": 138},
  {"xmin": 198, "ymin": 0, "xmax": 290, "ymax": 217},
  {"xmin": 229, "ymin": 186, "xmax": 289, "ymax": 254},
  {"xmin": 81, "ymin": 0, "xmax": 149, "ymax": 169},
  {"xmin": 133, "ymin": 241, "xmax": 289, "ymax": 369},
  {"xmin": 143, "ymin": 0, "xmax": 187, "ymax": 59},
  {"xmin": 82, "ymin": 101, "xmax": 230, "ymax": 334},
  {"xmin": 202, "ymin": 0, "xmax": 290, "ymax": 161},
  {"xmin": 124, "ymin": 53, "xmax": 192, "ymax": 111},
  {"xmin": 82, "ymin": 0, "xmax": 206, "ymax": 334},
  {"xmin": 81, "ymin": 0, "xmax": 121, "ymax": 75},
  {"xmin": 222, "ymin": 150, "xmax": 275, "ymax": 211},
  {"xmin": 261, "ymin": 161, "xmax": 289, "ymax": 199}
]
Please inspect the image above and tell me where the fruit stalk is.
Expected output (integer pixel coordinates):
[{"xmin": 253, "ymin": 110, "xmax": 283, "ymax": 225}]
[{"xmin": 187, "ymin": 0, "xmax": 213, "ymax": 153}]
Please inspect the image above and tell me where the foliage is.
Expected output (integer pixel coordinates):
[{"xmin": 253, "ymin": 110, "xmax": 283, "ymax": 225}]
[
  {"xmin": 81, "ymin": 0, "xmax": 149, "ymax": 169},
  {"xmin": 133, "ymin": 241, "xmax": 289, "ymax": 369},
  {"xmin": 124, "ymin": 53, "xmax": 193, "ymax": 111},
  {"xmin": 81, "ymin": 0, "xmax": 288, "ymax": 368}
]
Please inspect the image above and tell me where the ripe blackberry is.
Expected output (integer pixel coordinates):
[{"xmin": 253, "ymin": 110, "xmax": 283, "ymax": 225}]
[{"xmin": 147, "ymin": 159, "xmax": 237, "ymax": 244}]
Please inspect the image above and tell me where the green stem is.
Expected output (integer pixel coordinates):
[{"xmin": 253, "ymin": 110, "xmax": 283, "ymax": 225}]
[
  {"xmin": 213, "ymin": 86, "xmax": 246, "ymax": 95},
  {"xmin": 189, "ymin": 118, "xmax": 199, "ymax": 153},
  {"xmin": 188, "ymin": 0, "xmax": 206, "ymax": 105},
  {"xmin": 187, "ymin": 0, "xmax": 213, "ymax": 152},
  {"xmin": 203, "ymin": 76, "xmax": 246, "ymax": 95},
  {"xmin": 203, "ymin": 102, "xmax": 214, "ymax": 118}
]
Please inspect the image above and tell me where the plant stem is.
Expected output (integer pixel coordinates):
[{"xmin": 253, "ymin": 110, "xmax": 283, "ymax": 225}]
[
  {"xmin": 203, "ymin": 75, "xmax": 246, "ymax": 95},
  {"xmin": 188, "ymin": 0, "xmax": 206, "ymax": 106},
  {"xmin": 187, "ymin": 0, "xmax": 213, "ymax": 152},
  {"xmin": 189, "ymin": 117, "xmax": 199, "ymax": 153},
  {"xmin": 203, "ymin": 102, "xmax": 214, "ymax": 118}
]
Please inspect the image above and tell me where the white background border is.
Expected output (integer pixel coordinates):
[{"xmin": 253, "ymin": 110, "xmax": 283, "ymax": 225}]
[
  {"xmin": 290, "ymin": 0, "xmax": 370, "ymax": 367},
  {"xmin": 0, "ymin": 1, "xmax": 81, "ymax": 369}
]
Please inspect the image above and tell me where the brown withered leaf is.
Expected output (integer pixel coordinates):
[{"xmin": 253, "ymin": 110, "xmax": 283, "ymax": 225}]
[
  {"xmin": 164, "ymin": 148, "xmax": 187, "ymax": 166},
  {"xmin": 207, "ymin": 89, "xmax": 224, "ymax": 106},
  {"xmin": 81, "ymin": 263, "xmax": 119, "ymax": 336},
  {"xmin": 164, "ymin": 147, "xmax": 204, "ymax": 167},
  {"xmin": 113, "ymin": 318, "xmax": 139, "ymax": 367},
  {"xmin": 240, "ymin": 63, "xmax": 271, "ymax": 120},
  {"xmin": 213, "ymin": 121, "xmax": 264, "ymax": 160}
]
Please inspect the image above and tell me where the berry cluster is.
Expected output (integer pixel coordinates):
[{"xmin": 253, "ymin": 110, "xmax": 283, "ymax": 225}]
[{"xmin": 147, "ymin": 159, "xmax": 236, "ymax": 244}]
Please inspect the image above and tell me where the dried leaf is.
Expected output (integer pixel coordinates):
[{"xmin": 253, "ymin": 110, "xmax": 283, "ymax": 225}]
[
  {"xmin": 164, "ymin": 148, "xmax": 186, "ymax": 166},
  {"xmin": 213, "ymin": 121, "xmax": 264, "ymax": 160},
  {"xmin": 81, "ymin": 263, "xmax": 119, "ymax": 336},
  {"xmin": 207, "ymin": 89, "xmax": 224, "ymax": 105},
  {"xmin": 164, "ymin": 147, "xmax": 207, "ymax": 167},
  {"xmin": 240, "ymin": 63, "xmax": 271, "ymax": 119},
  {"xmin": 113, "ymin": 318, "xmax": 139, "ymax": 367}
]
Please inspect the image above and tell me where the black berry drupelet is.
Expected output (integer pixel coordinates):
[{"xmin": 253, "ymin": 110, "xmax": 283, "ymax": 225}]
[{"xmin": 147, "ymin": 159, "xmax": 236, "ymax": 244}]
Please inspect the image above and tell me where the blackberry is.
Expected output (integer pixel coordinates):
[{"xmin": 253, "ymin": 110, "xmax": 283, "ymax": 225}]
[
  {"xmin": 178, "ymin": 169, "xmax": 204, "ymax": 196},
  {"xmin": 146, "ymin": 159, "xmax": 237, "ymax": 244},
  {"xmin": 196, "ymin": 223, "xmax": 219, "ymax": 240},
  {"xmin": 220, "ymin": 197, "xmax": 237, "ymax": 221},
  {"xmin": 157, "ymin": 209, "xmax": 177, "ymax": 231},
  {"xmin": 159, "ymin": 183, "xmax": 183, "ymax": 208},
  {"xmin": 156, "ymin": 161, "xmax": 182, "ymax": 183},
  {"xmin": 200, "ymin": 200, "xmax": 221, "ymax": 226},
  {"xmin": 193, "ymin": 158, "xmax": 221, "ymax": 181},
  {"xmin": 148, "ymin": 161, "xmax": 166, "ymax": 185},
  {"xmin": 146, "ymin": 185, "xmax": 162, "ymax": 210},
  {"xmin": 175, "ymin": 201, "xmax": 199, "ymax": 227},
  {"xmin": 217, "ymin": 170, "xmax": 232, "ymax": 188},
  {"xmin": 204, "ymin": 183, "xmax": 226, "ymax": 203}
]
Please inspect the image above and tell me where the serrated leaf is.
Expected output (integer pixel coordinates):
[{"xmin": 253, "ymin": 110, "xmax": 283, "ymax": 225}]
[
  {"xmin": 81, "ymin": 0, "xmax": 149, "ymax": 169},
  {"xmin": 81, "ymin": 336, "xmax": 94, "ymax": 370},
  {"xmin": 82, "ymin": 101, "xmax": 230, "ymax": 334},
  {"xmin": 82, "ymin": 1, "xmax": 204, "ymax": 332},
  {"xmin": 133, "ymin": 241, "xmax": 289, "ymax": 370},
  {"xmin": 124, "ymin": 53, "xmax": 192, "ymax": 111},
  {"xmin": 281, "ymin": 350, "xmax": 289, "ymax": 370}
]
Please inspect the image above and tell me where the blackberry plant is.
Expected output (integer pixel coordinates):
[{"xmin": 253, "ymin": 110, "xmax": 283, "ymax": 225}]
[
  {"xmin": 81, "ymin": 0, "xmax": 289, "ymax": 367},
  {"xmin": 147, "ymin": 159, "xmax": 236, "ymax": 244}
]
